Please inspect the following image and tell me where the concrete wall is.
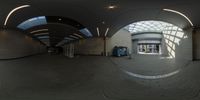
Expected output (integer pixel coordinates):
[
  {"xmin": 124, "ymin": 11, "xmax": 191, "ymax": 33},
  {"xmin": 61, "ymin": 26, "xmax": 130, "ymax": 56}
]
[
  {"xmin": 0, "ymin": 29, "xmax": 46, "ymax": 59},
  {"xmin": 175, "ymin": 28, "xmax": 193, "ymax": 62},
  {"xmin": 161, "ymin": 35, "xmax": 169, "ymax": 56},
  {"xmin": 193, "ymin": 29, "xmax": 200, "ymax": 60},
  {"xmin": 107, "ymin": 29, "xmax": 132, "ymax": 55},
  {"xmin": 132, "ymin": 40, "xmax": 138, "ymax": 54},
  {"xmin": 74, "ymin": 38, "xmax": 104, "ymax": 55}
]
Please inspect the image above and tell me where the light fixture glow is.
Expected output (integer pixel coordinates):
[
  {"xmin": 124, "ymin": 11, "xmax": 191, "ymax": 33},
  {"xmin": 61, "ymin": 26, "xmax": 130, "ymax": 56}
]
[
  {"xmin": 96, "ymin": 27, "xmax": 100, "ymax": 36},
  {"xmin": 34, "ymin": 32, "xmax": 49, "ymax": 36},
  {"xmin": 73, "ymin": 33, "xmax": 83, "ymax": 38},
  {"xmin": 79, "ymin": 28, "xmax": 93, "ymax": 37},
  {"xmin": 107, "ymin": 5, "xmax": 117, "ymax": 9},
  {"xmin": 69, "ymin": 35, "xmax": 79, "ymax": 39},
  {"xmin": 123, "ymin": 69, "xmax": 180, "ymax": 79},
  {"xmin": 104, "ymin": 28, "xmax": 109, "ymax": 37},
  {"xmin": 4, "ymin": 5, "xmax": 30, "ymax": 26},
  {"xmin": 30, "ymin": 29, "xmax": 48, "ymax": 34},
  {"xmin": 163, "ymin": 9, "xmax": 193, "ymax": 26}
]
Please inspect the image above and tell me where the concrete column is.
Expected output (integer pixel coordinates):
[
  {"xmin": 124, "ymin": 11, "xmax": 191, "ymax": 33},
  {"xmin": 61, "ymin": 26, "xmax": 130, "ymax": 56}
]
[
  {"xmin": 159, "ymin": 45, "xmax": 162, "ymax": 54},
  {"xmin": 192, "ymin": 27, "xmax": 200, "ymax": 60},
  {"xmin": 103, "ymin": 37, "xmax": 107, "ymax": 56},
  {"xmin": 69, "ymin": 43, "xmax": 74, "ymax": 58},
  {"xmin": 64, "ymin": 43, "xmax": 74, "ymax": 58}
]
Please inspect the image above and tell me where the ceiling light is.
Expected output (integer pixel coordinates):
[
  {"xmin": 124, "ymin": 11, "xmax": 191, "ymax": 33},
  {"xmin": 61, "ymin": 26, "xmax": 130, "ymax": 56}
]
[
  {"xmin": 58, "ymin": 18, "xmax": 62, "ymax": 21},
  {"xmin": 30, "ymin": 29, "xmax": 48, "ymax": 34},
  {"xmin": 69, "ymin": 35, "xmax": 79, "ymax": 39},
  {"xmin": 4, "ymin": 5, "xmax": 30, "ymax": 26},
  {"xmin": 108, "ymin": 5, "xmax": 117, "ymax": 9},
  {"xmin": 96, "ymin": 27, "xmax": 100, "ymax": 36},
  {"xmin": 73, "ymin": 33, "xmax": 83, "ymax": 38},
  {"xmin": 163, "ymin": 9, "xmax": 193, "ymax": 26},
  {"xmin": 104, "ymin": 28, "xmax": 109, "ymax": 37},
  {"xmin": 34, "ymin": 32, "xmax": 49, "ymax": 36}
]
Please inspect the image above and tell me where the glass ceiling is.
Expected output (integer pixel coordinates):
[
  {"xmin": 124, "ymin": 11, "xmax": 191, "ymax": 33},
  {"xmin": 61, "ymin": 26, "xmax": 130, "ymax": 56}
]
[
  {"xmin": 17, "ymin": 16, "xmax": 47, "ymax": 30},
  {"xmin": 17, "ymin": 16, "xmax": 92, "ymax": 38},
  {"xmin": 125, "ymin": 20, "xmax": 174, "ymax": 34}
]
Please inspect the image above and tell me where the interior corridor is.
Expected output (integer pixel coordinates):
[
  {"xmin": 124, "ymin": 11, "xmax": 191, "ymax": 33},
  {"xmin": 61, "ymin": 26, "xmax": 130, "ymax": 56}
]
[{"xmin": 1, "ymin": 0, "xmax": 200, "ymax": 100}]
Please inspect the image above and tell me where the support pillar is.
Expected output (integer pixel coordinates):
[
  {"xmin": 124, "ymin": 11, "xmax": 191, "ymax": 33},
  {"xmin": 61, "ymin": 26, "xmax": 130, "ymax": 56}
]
[{"xmin": 103, "ymin": 37, "xmax": 107, "ymax": 56}]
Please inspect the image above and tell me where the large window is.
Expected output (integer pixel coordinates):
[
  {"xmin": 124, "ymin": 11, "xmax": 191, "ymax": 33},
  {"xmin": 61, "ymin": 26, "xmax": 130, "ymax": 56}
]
[{"xmin": 138, "ymin": 43, "xmax": 160, "ymax": 54}]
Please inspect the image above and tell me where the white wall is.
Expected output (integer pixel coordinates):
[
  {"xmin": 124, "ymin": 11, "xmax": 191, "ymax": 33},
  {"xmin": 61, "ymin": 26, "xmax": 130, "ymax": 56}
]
[
  {"xmin": 161, "ymin": 35, "xmax": 169, "ymax": 56},
  {"xmin": 107, "ymin": 29, "xmax": 132, "ymax": 55},
  {"xmin": 176, "ymin": 28, "xmax": 193, "ymax": 62},
  {"xmin": 0, "ymin": 29, "xmax": 46, "ymax": 59}
]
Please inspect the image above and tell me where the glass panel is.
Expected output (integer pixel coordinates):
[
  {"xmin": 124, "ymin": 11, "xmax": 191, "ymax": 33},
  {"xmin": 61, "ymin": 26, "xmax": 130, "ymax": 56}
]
[
  {"xmin": 125, "ymin": 20, "xmax": 174, "ymax": 34},
  {"xmin": 17, "ymin": 16, "xmax": 47, "ymax": 30},
  {"xmin": 79, "ymin": 28, "xmax": 93, "ymax": 37}
]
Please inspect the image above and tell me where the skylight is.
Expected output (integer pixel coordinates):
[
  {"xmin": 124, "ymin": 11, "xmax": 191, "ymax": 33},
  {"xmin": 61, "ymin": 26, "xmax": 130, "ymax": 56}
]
[
  {"xmin": 125, "ymin": 20, "xmax": 173, "ymax": 34},
  {"xmin": 17, "ymin": 16, "xmax": 47, "ymax": 30},
  {"xmin": 79, "ymin": 28, "xmax": 93, "ymax": 37}
]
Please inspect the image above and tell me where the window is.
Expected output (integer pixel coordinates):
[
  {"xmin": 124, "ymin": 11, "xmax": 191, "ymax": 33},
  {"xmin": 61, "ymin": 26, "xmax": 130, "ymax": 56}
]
[{"xmin": 138, "ymin": 43, "xmax": 160, "ymax": 54}]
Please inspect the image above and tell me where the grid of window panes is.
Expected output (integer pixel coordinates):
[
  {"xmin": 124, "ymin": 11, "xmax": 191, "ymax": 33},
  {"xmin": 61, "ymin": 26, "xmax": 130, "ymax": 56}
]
[
  {"xmin": 162, "ymin": 25, "xmax": 185, "ymax": 58},
  {"xmin": 138, "ymin": 43, "xmax": 160, "ymax": 54},
  {"xmin": 125, "ymin": 20, "xmax": 173, "ymax": 34}
]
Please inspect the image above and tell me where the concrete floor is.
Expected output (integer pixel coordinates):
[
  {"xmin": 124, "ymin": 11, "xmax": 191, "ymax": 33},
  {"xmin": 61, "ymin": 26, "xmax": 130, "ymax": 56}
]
[{"xmin": 0, "ymin": 54, "xmax": 200, "ymax": 100}]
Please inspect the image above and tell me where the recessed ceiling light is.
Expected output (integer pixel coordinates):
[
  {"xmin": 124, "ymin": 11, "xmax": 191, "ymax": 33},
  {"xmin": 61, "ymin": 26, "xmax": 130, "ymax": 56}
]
[
  {"xmin": 58, "ymin": 18, "xmax": 62, "ymax": 21},
  {"xmin": 107, "ymin": 5, "xmax": 117, "ymax": 9},
  {"xmin": 73, "ymin": 33, "xmax": 83, "ymax": 38}
]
